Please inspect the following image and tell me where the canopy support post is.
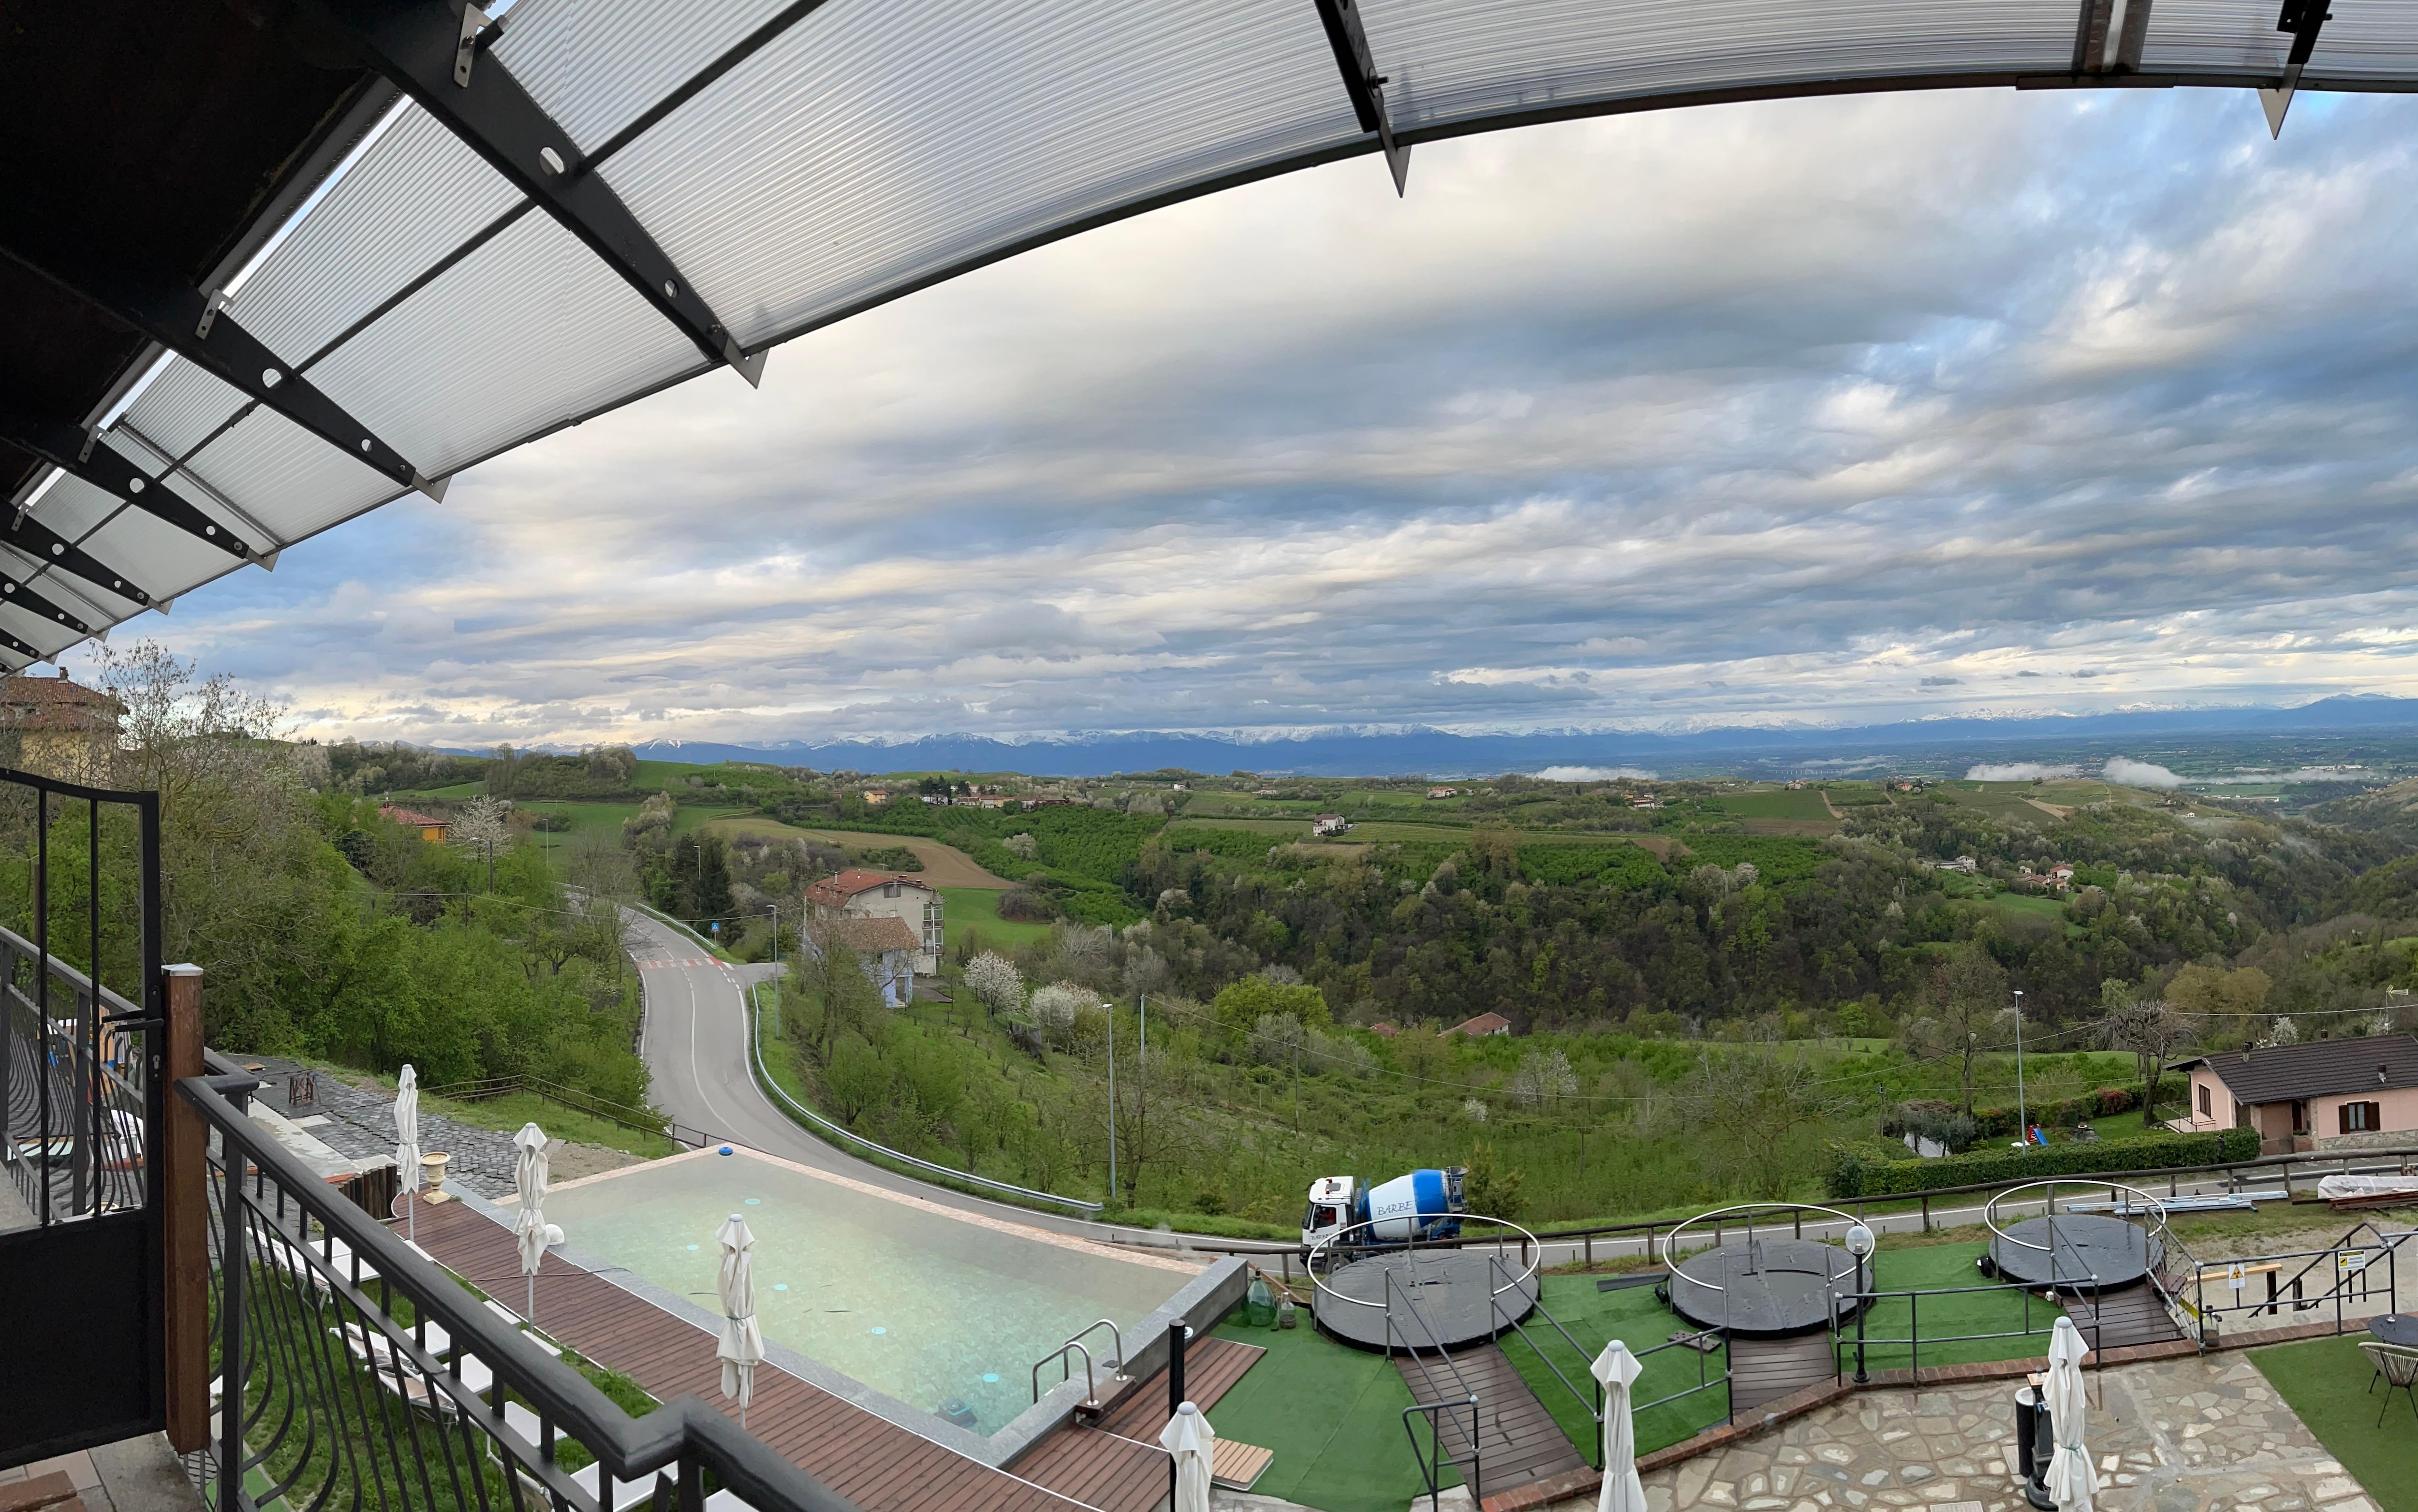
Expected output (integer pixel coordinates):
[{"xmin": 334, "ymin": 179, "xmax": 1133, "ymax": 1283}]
[{"xmin": 2259, "ymin": 0, "xmax": 2333, "ymax": 136}]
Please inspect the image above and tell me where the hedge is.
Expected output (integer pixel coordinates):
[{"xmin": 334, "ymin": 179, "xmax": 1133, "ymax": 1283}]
[
  {"xmin": 1882, "ymin": 1086, "xmax": 2155, "ymax": 1142},
  {"xmin": 1827, "ymin": 1127, "xmax": 2261, "ymax": 1198}
]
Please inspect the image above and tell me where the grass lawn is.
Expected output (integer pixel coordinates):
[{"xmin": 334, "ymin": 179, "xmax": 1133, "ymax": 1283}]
[
  {"xmin": 418, "ymin": 1087, "xmax": 678, "ymax": 1160},
  {"xmin": 1850, "ymin": 1242, "xmax": 2066, "ymax": 1373},
  {"xmin": 1208, "ymin": 1319, "xmax": 1459, "ymax": 1512},
  {"xmin": 2252, "ymin": 1336, "xmax": 2418, "ymax": 1512},
  {"xmin": 1989, "ymin": 893, "xmax": 2071, "ymax": 922},
  {"xmin": 940, "ymin": 886, "xmax": 1054, "ymax": 951}
]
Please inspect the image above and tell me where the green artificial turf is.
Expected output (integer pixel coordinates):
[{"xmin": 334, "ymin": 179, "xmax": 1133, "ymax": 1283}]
[
  {"xmin": 1501, "ymin": 1243, "xmax": 2064, "ymax": 1462},
  {"xmin": 1850, "ymin": 1242, "xmax": 2069, "ymax": 1374},
  {"xmin": 1208, "ymin": 1320, "xmax": 1460, "ymax": 1512},
  {"xmin": 1494, "ymin": 1277, "xmax": 1731, "ymax": 1458},
  {"xmin": 2252, "ymin": 1336, "xmax": 2418, "ymax": 1512}
]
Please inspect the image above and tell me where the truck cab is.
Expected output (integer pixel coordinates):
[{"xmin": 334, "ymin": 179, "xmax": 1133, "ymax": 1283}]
[{"xmin": 1300, "ymin": 1175, "xmax": 1359, "ymax": 1252}]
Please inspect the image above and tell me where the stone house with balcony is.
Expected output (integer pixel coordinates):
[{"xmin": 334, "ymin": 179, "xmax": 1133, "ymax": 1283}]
[
  {"xmin": 803, "ymin": 867, "xmax": 944, "ymax": 983},
  {"xmin": 2167, "ymin": 1034, "xmax": 2418, "ymax": 1152}
]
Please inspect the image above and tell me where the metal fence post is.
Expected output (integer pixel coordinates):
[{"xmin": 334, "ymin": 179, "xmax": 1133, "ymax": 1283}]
[
  {"xmin": 218, "ymin": 1121, "xmax": 247, "ymax": 1512},
  {"xmin": 164, "ymin": 965, "xmax": 207, "ymax": 1452}
]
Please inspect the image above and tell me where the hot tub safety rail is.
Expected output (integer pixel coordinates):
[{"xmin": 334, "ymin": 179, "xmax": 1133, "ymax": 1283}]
[{"xmin": 176, "ymin": 1068, "xmax": 861, "ymax": 1512}]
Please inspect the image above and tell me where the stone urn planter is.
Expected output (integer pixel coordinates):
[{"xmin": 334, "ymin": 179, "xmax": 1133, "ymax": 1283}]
[{"xmin": 421, "ymin": 1151, "xmax": 451, "ymax": 1203}]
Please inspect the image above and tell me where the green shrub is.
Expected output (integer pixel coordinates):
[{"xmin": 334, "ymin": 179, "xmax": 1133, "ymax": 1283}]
[
  {"xmin": 1970, "ymin": 1085, "xmax": 2143, "ymax": 1138},
  {"xmin": 1828, "ymin": 1127, "xmax": 2260, "ymax": 1197}
]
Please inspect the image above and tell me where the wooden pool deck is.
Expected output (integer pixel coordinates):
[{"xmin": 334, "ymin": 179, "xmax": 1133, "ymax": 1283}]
[{"xmin": 407, "ymin": 1194, "xmax": 1261, "ymax": 1512}]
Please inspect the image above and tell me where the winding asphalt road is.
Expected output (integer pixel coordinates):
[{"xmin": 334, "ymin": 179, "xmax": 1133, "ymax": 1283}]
[
  {"xmin": 628, "ymin": 907, "xmax": 2280, "ymax": 1268},
  {"xmin": 626, "ymin": 908, "xmax": 1156, "ymax": 1248}
]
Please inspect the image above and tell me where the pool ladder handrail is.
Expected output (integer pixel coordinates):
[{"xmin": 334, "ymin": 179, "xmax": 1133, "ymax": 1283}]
[{"xmin": 1029, "ymin": 1319, "xmax": 1127, "ymax": 1408}]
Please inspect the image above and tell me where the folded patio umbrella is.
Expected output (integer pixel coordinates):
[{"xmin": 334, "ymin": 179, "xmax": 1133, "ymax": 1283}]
[
  {"xmin": 394, "ymin": 1065, "xmax": 419, "ymax": 1240},
  {"xmin": 513, "ymin": 1122, "xmax": 555, "ymax": 1322},
  {"xmin": 1158, "ymin": 1400, "xmax": 1214, "ymax": 1512},
  {"xmin": 2044, "ymin": 1316, "xmax": 2094, "ymax": 1512},
  {"xmin": 716, "ymin": 1213, "xmax": 765, "ymax": 1428},
  {"xmin": 1591, "ymin": 1338, "xmax": 1647, "ymax": 1512}
]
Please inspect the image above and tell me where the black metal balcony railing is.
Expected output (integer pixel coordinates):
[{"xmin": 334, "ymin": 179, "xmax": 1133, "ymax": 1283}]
[
  {"xmin": 180, "ymin": 1065, "xmax": 857, "ymax": 1512},
  {"xmin": 0, "ymin": 767, "xmax": 162, "ymax": 1228}
]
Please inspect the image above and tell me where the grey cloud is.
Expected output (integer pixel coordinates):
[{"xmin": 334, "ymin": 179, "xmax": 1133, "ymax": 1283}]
[{"xmin": 92, "ymin": 90, "xmax": 2418, "ymax": 745}]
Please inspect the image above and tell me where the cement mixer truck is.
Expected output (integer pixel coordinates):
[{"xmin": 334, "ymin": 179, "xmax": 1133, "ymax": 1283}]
[{"xmin": 1299, "ymin": 1167, "xmax": 1468, "ymax": 1255}]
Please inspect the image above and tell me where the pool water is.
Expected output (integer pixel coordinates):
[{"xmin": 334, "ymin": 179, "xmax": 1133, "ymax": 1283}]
[{"xmin": 540, "ymin": 1151, "xmax": 1191, "ymax": 1434}]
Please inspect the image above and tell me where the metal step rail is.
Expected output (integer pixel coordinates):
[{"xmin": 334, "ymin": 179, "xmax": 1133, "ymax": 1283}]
[
  {"xmin": 2182, "ymin": 1222, "xmax": 2412, "ymax": 1337},
  {"xmin": 1834, "ymin": 1278, "xmax": 2103, "ymax": 1385},
  {"xmin": 1658, "ymin": 1202, "xmax": 1867, "ymax": 1423},
  {"xmin": 1028, "ymin": 1318, "xmax": 1130, "ymax": 1414},
  {"xmin": 1304, "ymin": 1215, "xmax": 1491, "ymax": 1508},
  {"xmin": 1387, "ymin": 1264, "xmax": 1484, "ymax": 1512},
  {"xmin": 1485, "ymin": 1249, "xmax": 1603, "ymax": 1467}
]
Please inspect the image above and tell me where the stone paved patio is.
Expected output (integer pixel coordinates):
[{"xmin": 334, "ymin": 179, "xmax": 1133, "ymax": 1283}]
[{"xmin": 1544, "ymin": 1353, "xmax": 2377, "ymax": 1512}]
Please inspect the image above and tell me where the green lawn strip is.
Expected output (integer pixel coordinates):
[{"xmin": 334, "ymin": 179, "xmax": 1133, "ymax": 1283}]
[
  {"xmin": 1208, "ymin": 1320, "xmax": 1458, "ymax": 1512},
  {"xmin": 2251, "ymin": 1336, "xmax": 2418, "ymax": 1512},
  {"xmin": 1502, "ymin": 1246, "xmax": 2053, "ymax": 1462},
  {"xmin": 1848, "ymin": 1243, "xmax": 2064, "ymax": 1374},
  {"xmin": 939, "ymin": 886, "xmax": 1054, "ymax": 951},
  {"xmin": 1494, "ymin": 1277, "xmax": 1728, "ymax": 1459},
  {"xmin": 422, "ymin": 1087, "xmax": 677, "ymax": 1160}
]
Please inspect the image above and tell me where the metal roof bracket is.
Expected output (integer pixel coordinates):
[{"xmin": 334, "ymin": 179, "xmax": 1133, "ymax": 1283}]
[
  {"xmin": 1312, "ymin": 0, "xmax": 1410, "ymax": 196},
  {"xmin": 2259, "ymin": 0, "xmax": 2332, "ymax": 136},
  {"xmin": 305, "ymin": 0, "xmax": 771, "ymax": 387}
]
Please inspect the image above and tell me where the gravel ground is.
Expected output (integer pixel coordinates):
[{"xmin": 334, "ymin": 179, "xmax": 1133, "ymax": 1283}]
[{"xmin": 229, "ymin": 1055, "xmax": 638, "ymax": 1198}]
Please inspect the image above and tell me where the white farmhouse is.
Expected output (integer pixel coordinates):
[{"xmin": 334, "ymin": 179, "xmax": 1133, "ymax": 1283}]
[{"xmin": 803, "ymin": 869, "xmax": 945, "ymax": 1004}]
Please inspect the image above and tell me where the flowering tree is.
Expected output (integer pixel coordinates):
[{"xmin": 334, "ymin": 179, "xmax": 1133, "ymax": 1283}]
[{"xmin": 964, "ymin": 951, "xmax": 1025, "ymax": 1016}]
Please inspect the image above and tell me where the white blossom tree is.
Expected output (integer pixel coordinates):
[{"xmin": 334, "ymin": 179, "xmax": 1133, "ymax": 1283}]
[{"xmin": 964, "ymin": 951, "xmax": 1025, "ymax": 1016}]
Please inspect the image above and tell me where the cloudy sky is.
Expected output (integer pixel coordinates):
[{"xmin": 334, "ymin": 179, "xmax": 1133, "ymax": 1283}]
[{"xmin": 75, "ymin": 85, "xmax": 2418, "ymax": 748}]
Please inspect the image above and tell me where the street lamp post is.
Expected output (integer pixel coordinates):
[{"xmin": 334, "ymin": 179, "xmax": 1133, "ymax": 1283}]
[
  {"xmin": 2013, "ymin": 988, "xmax": 2027, "ymax": 1147},
  {"xmin": 1104, "ymin": 1001, "xmax": 1118, "ymax": 1207},
  {"xmin": 770, "ymin": 901, "xmax": 780, "ymax": 1041},
  {"xmin": 1846, "ymin": 1222, "xmax": 1875, "ymax": 1383}
]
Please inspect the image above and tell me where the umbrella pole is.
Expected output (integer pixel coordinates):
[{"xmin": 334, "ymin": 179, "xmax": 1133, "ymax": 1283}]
[
  {"xmin": 406, "ymin": 1191, "xmax": 414, "ymax": 1243},
  {"xmin": 528, "ymin": 1274, "xmax": 536, "ymax": 1324}
]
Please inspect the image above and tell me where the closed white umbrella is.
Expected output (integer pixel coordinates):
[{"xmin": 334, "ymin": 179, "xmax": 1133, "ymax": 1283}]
[
  {"xmin": 1158, "ymin": 1401, "xmax": 1214, "ymax": 1512},
  {"xmin": 2043, "ymin": 1316, "xmax": 2094, "ymax": 1512},
  {"xmin": 513, "ymin": 1123, "xmax": 559, "ymax": 1324},
  {"xmin": 716, "ymin": 1214, "xmax": 765, "ymax": 1429},
  {"xmin": 1591, "ymin": 1338, "xmax": 1647, "ymax": 1512},
  {"xmin": 393, "ymin": 1065, "xmax": 420, "ymax": 1241}
]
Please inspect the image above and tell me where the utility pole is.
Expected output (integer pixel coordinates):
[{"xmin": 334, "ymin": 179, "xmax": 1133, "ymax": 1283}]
[
  {"xmin": 770, "ymin": 901, "xmax": 781, "ymax": 1041},
  {"xmin": 1104, "ymin": 1002, "xmax": 1118, "ymax": 1207},
  {"xmin": 485, "ymin": 836, "xmax": 495, "ymax": 894},
  {"xmin": 2013, "ymin": 988, "xmax": 2028, "ymax": 1145}
]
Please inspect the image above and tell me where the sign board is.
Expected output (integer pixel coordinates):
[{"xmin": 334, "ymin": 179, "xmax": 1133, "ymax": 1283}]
[{"xmin": 2227, "ymin": 1263, "xmax": 2247, "ymax": 1292}]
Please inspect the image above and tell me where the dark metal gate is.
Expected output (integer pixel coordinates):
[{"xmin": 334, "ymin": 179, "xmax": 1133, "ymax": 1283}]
[{"xmin": 0, "ymin": 765, "xmax": 165, "ymax": 1467}]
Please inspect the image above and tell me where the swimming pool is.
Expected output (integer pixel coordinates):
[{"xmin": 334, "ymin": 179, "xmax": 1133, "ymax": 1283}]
[{"xmin": 538, "ymin": 1147, "xmax": 1202, "ymax": 1436}]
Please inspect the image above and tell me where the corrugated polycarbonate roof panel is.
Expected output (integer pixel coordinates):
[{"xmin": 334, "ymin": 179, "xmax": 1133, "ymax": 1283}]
[
  {"xmin": 491, "ymin": 0, "xmax": 809, "ymax": 155},
  {"xmin": 24, "ymin": 472, "xmax": 127, "ymax": 542},
  {"xmin": 65, "ymin": 510, "xmax": 238, "ymax": 606},
  {"xmin": 1365, "ymin": 0, "xmax": 2078, "ymax": 132},
  {"xmin": 601, "ymin": 0, "xmax": 1361, "ymax": 348},
  {"xmin": 308, "ymin": 212, "xmax": 708, "ymax": 480},
  {"xmin": 0, "ymin": 601, "xmax": 79, "ymax": 661},
  {"xmin": 15, "ymin": 0, "xmax": 2418, "ymax": 673},
  {"xmin": 116, "ymin": 360, "xmax": 251, "ymax": 466},
  {"xmin": 2143, "ymin": 0, "xmax": 2418, "ymax": 77},
  {"xmin": 228, "ymin": 104, "xmax": 527, "ymax": 367},
  {"xmin": 184, "ymin": 409, "xmax": 401, "ymax": 545}
]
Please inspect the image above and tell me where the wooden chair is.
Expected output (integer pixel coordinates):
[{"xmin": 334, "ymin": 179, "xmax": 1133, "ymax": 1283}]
[{"xmin": 2358, "ymin": 1342, "xmax": 2418, "ymax": 1426}]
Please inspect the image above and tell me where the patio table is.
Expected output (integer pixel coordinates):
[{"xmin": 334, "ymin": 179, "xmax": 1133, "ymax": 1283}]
[{"xmin": 2368, "ymin": 1314, "xmax": 2418, "ymax": 1348}]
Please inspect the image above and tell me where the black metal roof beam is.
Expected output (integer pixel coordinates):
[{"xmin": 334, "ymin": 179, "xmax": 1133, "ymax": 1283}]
[
  {"xmin": 0, "ymin": 625, "xmax": 45, "ymax": 665},
  {"xmin": 2260, "ymin": 0, "xmax": 2334, "ymax": 134},
  {"xmin": 0, "ymin": 509, "xmax": 156, "ymax": 607},
  {"xmin": 0, "ymin": 414, "xmax": 254, "ymax": 561},
  {"xmin": 1312, "ymin": 0, "xmax": 1410, "ymax": 195},
  {"xmin": 0, "ymin": 565, "xmax": 97, "ymax": 635},
  {"xmin": 0, "ymin": 252, "xmax": 446, "ymax": 503},
  {"xmin": 301, "ymin": 0, "xmax": 767, "ymax": 386}
]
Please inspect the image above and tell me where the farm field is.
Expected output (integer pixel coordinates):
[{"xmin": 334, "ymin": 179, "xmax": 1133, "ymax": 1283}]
[
  {"xmin": 938, "ymin": 885, "xmax": 1053, "ymax": 952},
  {"xmin": 1696, "ymin": 789, "xmax": 1837, "ymax": 821},
  {"xmin": 520, "ymin": 799, "xmax": 719, "ymax": 867},
  {"xmin": 698, "ymin": 816, "xmax": 1010, "ymax": 887}
]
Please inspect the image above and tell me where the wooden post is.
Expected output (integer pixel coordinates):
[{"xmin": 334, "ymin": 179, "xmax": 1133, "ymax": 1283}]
[
  {"xmin": 162, "ymin": 964, "xmax": 206, "ymax": 1453},
  {"xmin": 1920, "ymin": 1193, "xmax": 1931, "ymax": 1234}
]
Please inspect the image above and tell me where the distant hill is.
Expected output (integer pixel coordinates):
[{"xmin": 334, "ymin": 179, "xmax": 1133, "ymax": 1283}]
[{"xmin": 600, "ymin": 696, "xmax": 2418, "ymax": 778}]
